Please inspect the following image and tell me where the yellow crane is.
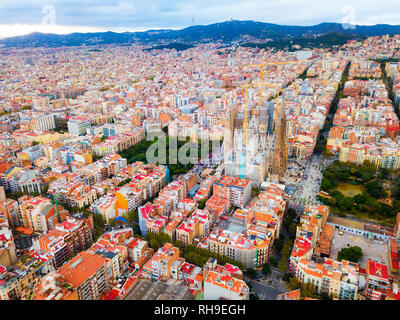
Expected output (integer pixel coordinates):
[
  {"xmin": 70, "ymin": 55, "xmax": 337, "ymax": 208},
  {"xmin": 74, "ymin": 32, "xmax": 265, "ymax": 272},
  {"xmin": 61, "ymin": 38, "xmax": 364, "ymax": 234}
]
[
  {"xmin": 244, "ymin": 64, "xmax": 265, "ymax": 97},
  {"xmin": 245, "ymin": 60, "xmax": 308, "ymax": 103},
  {"xmin": 244, "ymin": 64, "xmax": 265, "ymax": 79},
  {"xmin": 268, "ymin": 59, "xmax": 310, "ymax": 130}
]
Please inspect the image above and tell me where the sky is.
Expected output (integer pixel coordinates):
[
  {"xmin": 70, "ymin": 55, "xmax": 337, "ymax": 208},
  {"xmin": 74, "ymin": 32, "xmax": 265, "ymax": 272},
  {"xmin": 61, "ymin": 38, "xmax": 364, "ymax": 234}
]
[{"xmin": 0, "ymin": 0, "xmax": 399, "ymax": 38}]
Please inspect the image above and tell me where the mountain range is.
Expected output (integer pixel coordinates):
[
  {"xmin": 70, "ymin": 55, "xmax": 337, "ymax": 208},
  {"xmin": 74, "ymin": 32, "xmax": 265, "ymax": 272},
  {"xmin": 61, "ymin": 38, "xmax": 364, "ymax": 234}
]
[{"xmin": 1, "ymin": 20, "xmax": 400, "ymax": 48}]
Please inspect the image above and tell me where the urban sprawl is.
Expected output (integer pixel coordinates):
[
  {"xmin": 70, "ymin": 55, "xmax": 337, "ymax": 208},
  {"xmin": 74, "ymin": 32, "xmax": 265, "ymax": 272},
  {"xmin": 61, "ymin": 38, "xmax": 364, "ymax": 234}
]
[{"xmin": 1, "ymin": 35, "xmax": 400, "ymax": 300}]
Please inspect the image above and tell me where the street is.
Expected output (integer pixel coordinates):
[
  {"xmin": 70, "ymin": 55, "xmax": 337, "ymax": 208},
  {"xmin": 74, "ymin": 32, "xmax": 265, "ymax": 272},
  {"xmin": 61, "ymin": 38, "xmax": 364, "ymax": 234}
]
[
  {"xmin": 244, "ymin": 269, "xmax": 287, "ymax": 300},
  {"xmin": 288, "ymin": 154, "xmax": 337, "ymax": 214}
]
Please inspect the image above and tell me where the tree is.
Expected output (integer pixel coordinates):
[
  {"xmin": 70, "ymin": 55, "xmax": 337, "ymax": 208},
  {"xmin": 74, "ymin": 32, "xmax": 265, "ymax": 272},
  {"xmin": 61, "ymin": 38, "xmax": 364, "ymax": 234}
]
[
  {"xmin": 322, "ymin": 149, "xmax": 334, "ymax": 158},
  {"xmin": 251, "ymin": 188, "xmax": 260, "ymax": 197},
  {"xmin": 92, "ymin": 213, "xmax": 105, "ymax": 240},
  {"xmin": 281, "ymin": 240, "xmax": 294, "ymax": 257},
  {"xmin": 269, "ymin": 256, "xmax": 278, "ymax": 267},
  {"xmin": 278, "ymin": 259, "xmax": 288, "ymax": 273},
  {"xmin": 274, "ymin": 238, "xmax": 284, "ymax": 251},
  {"xmin": 358, "ymin": 164, "xmax": 375, "ymax": 182},
  {"xmin": 365, "ymin": 180, "xmax": 387, "ymax": 199},
  {"xmin": 262, "ymin": 264, "xmax": 271, "ymax": 276},
  {"xmin": 300, "ymin": 282, "xmax": 319, "ymax": 299},
  {"xmin": 173, "ymin": 240, "xmax": 185, "ymax": 250},
  {"xmin": 337, "ymin": 246, "xmax": 363, "ymax": 263},
  {"xmin": 319, "ymin": 291, "xmax": 333, "ymax": 300},
  {"xmin": 93, "ymin": 213, "xmax": 105, "ymax": 227},
  {"xmin": 321, "ymin": 177, "xmax": 332, "ymax": 191},
  {"xmin": 197, "ymin": 199, "xmax": 207, "ymax": 210},
  {"xmin": 246, "ymin": 268, "xmax": 257, "ymax": 278},
  {"xmin": 123, "ymin": 209, "xmax": 138, "ymax": 223},
  {"xmin": 182, "ymin": 244, "xmax": 244, "ymax": 270},
  {"xmin": 41, "ymin": 184, "xmax": 49, "ymax": 194},
  {"xmin": 342, "ymin": 197, "xmax": 354, "ymax": 211},
  {"xmin": 288, "ymin": 223, "xmax": 297, "ymax": 239},
  {"xmin": 288, "ymin": 277, "xmax": 301, "ymax": 290},
  {"xmin": 145, "ymin": 231, "xmax": 172, "ymax": 252},
  {"xmin": 117, "ymin": 178, "xmax": 131, "ymax": 187},
  {"xmin": 282, "ymin": 272, "xmax": 291, "ymax": 282},
  {"xmin": 249, "ymin": 293, "xmax": 259, "ymax": 300},
  {"xmin": 284, "ymin": 209, "xmax": 297, "ymax": 230}
]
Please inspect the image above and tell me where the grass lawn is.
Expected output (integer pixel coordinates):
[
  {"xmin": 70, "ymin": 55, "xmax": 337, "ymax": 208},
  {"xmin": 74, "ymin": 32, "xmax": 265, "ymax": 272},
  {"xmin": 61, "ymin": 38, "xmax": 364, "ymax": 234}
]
[
  {"xmin": 194, "ymin": 292, "xmax": 204, "ymax": 300},
  {"xmin": 352, "ymin": 211, "xmax": 396, "ymax": 227},
  {"xmin": 334, "ymin": 183, "xmax": 365, "ymax": 197}
]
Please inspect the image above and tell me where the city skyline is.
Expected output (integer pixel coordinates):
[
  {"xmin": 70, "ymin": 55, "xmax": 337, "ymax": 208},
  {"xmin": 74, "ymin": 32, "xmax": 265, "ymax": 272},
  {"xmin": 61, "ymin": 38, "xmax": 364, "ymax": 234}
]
[{"xmin": 0, "ymin": 0, "xmax": 400, "ymax": 38}]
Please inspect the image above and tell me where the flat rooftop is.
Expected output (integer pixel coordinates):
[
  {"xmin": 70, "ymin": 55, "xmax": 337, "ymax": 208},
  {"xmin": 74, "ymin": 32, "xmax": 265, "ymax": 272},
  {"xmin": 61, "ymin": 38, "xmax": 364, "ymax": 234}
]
[
  {"xmin": 123, "ymin": 279, "xmax": 193, "ymax": 300},
  {"xmin": 329, "ymin": 227, "xmax": 389, "ymax": 270}
]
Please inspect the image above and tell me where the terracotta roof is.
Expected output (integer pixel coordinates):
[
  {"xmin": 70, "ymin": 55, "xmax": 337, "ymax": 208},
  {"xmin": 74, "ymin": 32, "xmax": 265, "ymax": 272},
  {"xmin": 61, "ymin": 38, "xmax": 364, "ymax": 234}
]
[{"xmin": 58, "ymin": 251, "xmax": 107, "ymax": 288}]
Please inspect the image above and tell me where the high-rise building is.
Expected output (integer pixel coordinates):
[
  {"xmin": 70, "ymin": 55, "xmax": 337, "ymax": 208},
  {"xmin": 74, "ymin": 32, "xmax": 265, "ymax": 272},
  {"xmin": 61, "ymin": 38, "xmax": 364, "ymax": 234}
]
[{"xmin": 67, "ymin": 117, "xmax": 91, "ymax": 136}]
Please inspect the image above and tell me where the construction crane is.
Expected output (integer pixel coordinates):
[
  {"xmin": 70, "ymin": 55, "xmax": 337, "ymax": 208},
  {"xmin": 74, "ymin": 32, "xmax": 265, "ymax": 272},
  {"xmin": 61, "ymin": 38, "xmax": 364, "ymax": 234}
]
[
  {"xmin": 268, "ymin": 60, "xmax": 309, "ymax": 140},
  {"xmin": 244, "ymin": 64, "xmax": 265, "ymax": 97},
  {"xmin": 240, "ymin": 80, "xmax": 268, "ymax": 145},
  {"xmin": 245, "ymin": 60, "xmax": 307, "ymax": 94},
  {"xmin": 244, "ymin": 64, "xmax": 265, "ymax": 79}
]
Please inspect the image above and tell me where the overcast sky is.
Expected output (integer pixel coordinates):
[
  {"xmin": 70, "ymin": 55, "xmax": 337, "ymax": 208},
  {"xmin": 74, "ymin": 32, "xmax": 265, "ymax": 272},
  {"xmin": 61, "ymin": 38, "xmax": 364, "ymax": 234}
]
[{"xmin": 0, "ymin": 0, "xmax": 399, "ymax": 38}]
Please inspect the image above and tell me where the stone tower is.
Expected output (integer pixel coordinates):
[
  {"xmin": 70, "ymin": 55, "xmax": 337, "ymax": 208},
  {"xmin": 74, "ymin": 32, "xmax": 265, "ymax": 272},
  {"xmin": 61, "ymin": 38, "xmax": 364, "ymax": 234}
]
[{"xmin": 271, "ymin": 99, "xmax": 287, "ymax": 179}]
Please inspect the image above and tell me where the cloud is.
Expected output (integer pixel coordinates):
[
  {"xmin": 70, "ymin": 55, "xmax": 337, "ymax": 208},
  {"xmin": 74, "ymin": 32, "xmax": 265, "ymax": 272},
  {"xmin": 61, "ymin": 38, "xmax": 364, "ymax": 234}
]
[{"xmin": 0, "ymin": 0, "xmax": 399, "ymax": 38}]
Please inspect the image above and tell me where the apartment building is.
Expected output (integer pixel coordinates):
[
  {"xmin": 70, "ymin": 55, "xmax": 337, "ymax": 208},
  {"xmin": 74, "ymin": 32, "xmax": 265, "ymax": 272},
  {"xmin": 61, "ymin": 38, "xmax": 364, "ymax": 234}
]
[
  {"xmin": 143, "ymin": 243, "xmax": 179, "ymax": 281},
  {"xmin": 289, "ymin": 205, "xmax": 329, "ymax": 276},
  {"xmin": 295, "ymin": 258, "xmax": 359, "ymax": 300},
  {"xmin": 34, "ymin": 114, "xmax": 56, "ymax": 131},
  {"xmin": 0, "ymin": 198, "xmax": 20, "ymax": 229},
  {"xmin": 366, "ymin": 260, "xmax": 390, "ymax": 300},
  {"xmin": 58, "ymin": 250, "xmax": 111, "ymax": 300},
  {"xmin": 204, "ymin": 270, "xmax": 249, "ymax": 300},
  {"xmin": 34, "ymin": 272, "xmax": 78, "ymax": 300},
  {"xmin": 176, "ymin": 209, "xmax": 213, "ymax": 245},
  {"xmin": 0, "ymin": 216, "xmax": 17, "ymax": 267},
  {"xmin": 18, "ymin": 195, "xmax": 68, "ymax": 233},
  {"xmin": 32, "ymin": 217, "xmax": 93, "ymax": 268},
  {"xmin": 205, "ymin": 228, "xmax": 258, "ymax": 269},
  {"xmin": 213, "ymin": 176, "xmax": 251, "ymax": 208}
]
